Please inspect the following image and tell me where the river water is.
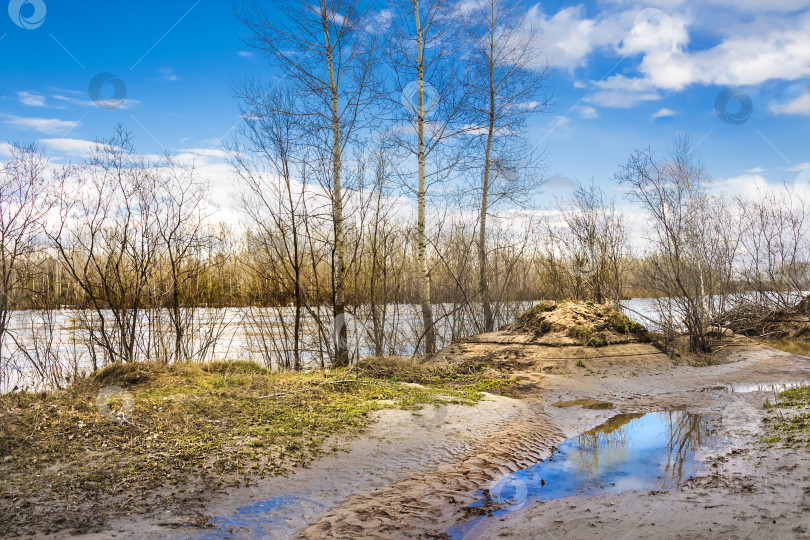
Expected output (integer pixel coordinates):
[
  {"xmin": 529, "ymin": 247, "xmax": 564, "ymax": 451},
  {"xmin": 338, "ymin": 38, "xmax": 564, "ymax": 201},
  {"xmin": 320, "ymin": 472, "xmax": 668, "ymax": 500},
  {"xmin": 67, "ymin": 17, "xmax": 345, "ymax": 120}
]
[{"xmin": 0, "ymin": 297, "xmax": 697, "ymax": 392}]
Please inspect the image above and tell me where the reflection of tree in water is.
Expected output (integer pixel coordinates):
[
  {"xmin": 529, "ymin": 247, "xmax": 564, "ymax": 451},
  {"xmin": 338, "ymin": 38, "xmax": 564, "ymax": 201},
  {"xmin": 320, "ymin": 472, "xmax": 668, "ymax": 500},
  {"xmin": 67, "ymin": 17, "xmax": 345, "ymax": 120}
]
[
  {"xmin": 662, "ymin": 411, "xmax": 711, "ymax": 485},
  {"xmin": 569, "ymin": 413, "xmax": 645, "ymax": 478},
  {"xmin": 562, "ymin": 412, "xmax": 710, "ymax": 485}
]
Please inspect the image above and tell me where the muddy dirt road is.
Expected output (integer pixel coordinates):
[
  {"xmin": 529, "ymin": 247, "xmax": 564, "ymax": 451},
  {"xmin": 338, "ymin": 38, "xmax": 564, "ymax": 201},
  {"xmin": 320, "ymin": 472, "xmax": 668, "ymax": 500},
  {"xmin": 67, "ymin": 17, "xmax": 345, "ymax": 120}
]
[{"xmin": 72, "ymin": 340, "xmax": 810, "ymax": 539}]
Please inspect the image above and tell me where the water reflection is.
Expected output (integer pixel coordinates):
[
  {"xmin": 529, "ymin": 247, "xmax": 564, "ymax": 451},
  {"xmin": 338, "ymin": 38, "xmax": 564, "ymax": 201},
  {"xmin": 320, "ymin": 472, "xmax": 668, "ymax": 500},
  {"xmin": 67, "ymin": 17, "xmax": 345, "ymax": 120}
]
[
  {"xmin": 763, "ymin": 340, "xmax": 810, "ymax": 357},
  {"xmin": 188, "ymin": 493, "xmax": 325, "ymax": 540},
  {"xmin": 448, "ymin": 412, "xmax": 713, "ymax": 539}
]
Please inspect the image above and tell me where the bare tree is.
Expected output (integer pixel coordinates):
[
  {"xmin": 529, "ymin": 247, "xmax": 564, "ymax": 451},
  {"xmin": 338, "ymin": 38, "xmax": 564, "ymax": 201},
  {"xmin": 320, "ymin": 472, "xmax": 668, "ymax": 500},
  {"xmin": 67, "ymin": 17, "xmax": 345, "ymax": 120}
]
[
  {"xmin": 615, "ymin": 136, "xmax": 739, "ymax": 353},
  {"xmin": 153, "ymin": 154, "xmax": 216, "ymax": 363},
  {"xmin": 49, "ymin": 127, "xmax": 161, "ymax": 367},
  {"xmin": 560, "ymin": 180, "xmax": 628, "ymax": 305},
  {"xmin": 233, "ymin": 85, "xmax": 310, "ymax": 370},
  {"xmin": 462, "ymin": 0, "xmax": 550, "ymax": 331},
  {"xmin": 0, "ymin": 143, "xmax": 50, "ymax": 383},
  {"xmin": 238, "ymin": 0, "xmax": 378, "ymax": 367},
  {"xmin": 387, "ymin": 0, "xmax": 470, "ymax": 354},
  {"xmin": 737, "ymin": 184, "xmax": 810, "ymax": 309}
]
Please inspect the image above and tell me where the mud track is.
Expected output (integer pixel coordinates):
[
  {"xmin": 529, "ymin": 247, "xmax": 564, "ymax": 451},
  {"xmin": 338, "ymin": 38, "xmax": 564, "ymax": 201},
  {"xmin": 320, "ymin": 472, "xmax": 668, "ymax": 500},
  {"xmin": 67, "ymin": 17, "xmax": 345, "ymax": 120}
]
[{"xmin": 67, "ymin": 339, "xmax": 810, "ymax": 540}]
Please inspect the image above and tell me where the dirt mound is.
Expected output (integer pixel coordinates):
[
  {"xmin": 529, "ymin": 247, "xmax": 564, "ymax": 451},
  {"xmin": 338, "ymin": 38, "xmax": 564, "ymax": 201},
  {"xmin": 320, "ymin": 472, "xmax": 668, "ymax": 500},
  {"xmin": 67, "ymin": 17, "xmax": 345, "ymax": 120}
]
[
  {"xmin": 507, "ymin": 301, "xmax": 650, "ymax": 347},
  {"xmin": 718, "ymin": 295, "xmax": 810, "ymax": 341}
]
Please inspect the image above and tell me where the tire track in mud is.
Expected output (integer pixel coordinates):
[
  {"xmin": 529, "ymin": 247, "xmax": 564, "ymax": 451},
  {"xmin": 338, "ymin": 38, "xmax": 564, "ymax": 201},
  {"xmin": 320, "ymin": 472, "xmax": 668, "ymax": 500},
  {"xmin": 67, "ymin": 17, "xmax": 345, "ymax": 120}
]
[{"xmin": 294, "ymin": 409, "xmax": 566, "ymax": 539}]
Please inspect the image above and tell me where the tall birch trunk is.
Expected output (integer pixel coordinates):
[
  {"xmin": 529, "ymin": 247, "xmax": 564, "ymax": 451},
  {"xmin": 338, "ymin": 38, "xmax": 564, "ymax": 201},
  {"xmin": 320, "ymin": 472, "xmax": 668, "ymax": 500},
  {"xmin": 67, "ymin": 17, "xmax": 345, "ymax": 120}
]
[
  {"xmin": 414, "ymin": 0, "xmax": 436, "ymax": 355},
  {"xmin": 322, "ymin": 2, "xmax": 349, "ymax": 367}
]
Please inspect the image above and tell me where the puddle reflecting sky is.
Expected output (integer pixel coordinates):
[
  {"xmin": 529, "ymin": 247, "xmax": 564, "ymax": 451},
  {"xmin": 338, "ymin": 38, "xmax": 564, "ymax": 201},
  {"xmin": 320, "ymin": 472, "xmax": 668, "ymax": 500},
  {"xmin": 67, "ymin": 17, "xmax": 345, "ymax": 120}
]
[
  {"xmin": 187, "ymin": 493, "xmax": 325, "ymax": 540},
  {"xmin": 723, "ymin": 381, "xmax": 810, "ymax": 393},
  {"xmin": 448, "ymin": 412, "xmax": 713, "ymax": 539}
]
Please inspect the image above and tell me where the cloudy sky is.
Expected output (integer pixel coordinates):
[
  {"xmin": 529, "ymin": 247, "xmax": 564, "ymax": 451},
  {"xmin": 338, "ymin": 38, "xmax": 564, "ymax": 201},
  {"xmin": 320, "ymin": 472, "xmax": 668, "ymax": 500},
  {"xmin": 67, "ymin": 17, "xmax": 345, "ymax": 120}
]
[{"xmin": 2, "ymin": 0, "xmax": 809, "ymax": 210}]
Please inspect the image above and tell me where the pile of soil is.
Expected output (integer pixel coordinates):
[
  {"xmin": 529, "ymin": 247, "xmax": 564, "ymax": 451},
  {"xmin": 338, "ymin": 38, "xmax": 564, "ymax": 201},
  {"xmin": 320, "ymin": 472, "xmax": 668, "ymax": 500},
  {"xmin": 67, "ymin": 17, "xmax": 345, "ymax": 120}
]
[
  {"xmin": 718, "ymin": 295, "xmax": 810, "ymax": 341},
  {"xmin": 506, "ymin": 301, "xmax": 650, "ymax": 347}
]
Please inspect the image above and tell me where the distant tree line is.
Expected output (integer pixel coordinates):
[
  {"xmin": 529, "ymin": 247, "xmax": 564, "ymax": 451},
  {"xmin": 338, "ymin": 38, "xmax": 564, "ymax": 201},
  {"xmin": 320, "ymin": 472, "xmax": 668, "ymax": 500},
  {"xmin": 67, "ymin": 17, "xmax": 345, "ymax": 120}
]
[{"xmin": 2, "ymin": 0, "xmax": 809, "ymax": 387}]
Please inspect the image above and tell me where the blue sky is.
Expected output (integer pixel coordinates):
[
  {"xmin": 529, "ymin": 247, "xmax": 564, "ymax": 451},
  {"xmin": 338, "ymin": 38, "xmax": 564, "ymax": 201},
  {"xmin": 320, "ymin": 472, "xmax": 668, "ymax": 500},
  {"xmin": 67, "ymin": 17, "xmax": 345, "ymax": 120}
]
[{"xmin": 2, "ymin": 0, "xmax": 809, "ymax": 209}]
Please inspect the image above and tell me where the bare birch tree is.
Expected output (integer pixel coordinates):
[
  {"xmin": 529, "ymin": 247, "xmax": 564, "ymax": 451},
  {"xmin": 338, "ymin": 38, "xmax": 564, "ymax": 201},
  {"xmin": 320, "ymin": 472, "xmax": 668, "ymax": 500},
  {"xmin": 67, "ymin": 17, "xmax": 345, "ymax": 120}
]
[
  {"xmin": 462, "ymin": 0, "xmax": 550, "ymax": 331},
  {"xmin": 238, "ymin": 0, "xmax": 377, "ymax": 367},
  {"xmin": 387, "ymin": 0, "xmax": 470, "ymax": 354}
]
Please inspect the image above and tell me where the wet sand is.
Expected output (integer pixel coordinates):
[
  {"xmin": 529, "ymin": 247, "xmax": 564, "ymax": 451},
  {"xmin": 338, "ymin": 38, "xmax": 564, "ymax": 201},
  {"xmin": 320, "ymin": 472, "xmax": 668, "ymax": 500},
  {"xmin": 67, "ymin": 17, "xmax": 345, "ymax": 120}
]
[{"xmin": 51, "ymin": 341, "xmax": 810, "ymax": 539}]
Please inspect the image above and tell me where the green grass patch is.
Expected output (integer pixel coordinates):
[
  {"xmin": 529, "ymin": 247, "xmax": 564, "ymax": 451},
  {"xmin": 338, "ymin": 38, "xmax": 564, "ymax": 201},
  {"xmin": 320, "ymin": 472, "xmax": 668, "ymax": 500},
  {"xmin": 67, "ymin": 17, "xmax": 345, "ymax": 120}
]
[
  {"xmin": 0, "ymin": 358, "xmax": 516, "ymax": 535},
  {"xmin": 763, "ymin": 385, "xmax": 810, "ymax": 449}
]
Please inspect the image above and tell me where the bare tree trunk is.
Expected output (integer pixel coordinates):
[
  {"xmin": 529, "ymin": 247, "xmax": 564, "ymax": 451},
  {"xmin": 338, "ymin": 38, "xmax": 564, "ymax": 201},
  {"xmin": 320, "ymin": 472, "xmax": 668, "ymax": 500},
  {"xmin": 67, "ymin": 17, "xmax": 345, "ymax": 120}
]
[
  {"xmin": 414, "ymin": 0, "xmax": 436, "ymax": 355},
  {"xmin": 478, "ymin": 18, "xmax": 496, "ymax": 332},
  {"xmin": 322, "ymin": 5, "xmax": 349, "ymax": 367}
]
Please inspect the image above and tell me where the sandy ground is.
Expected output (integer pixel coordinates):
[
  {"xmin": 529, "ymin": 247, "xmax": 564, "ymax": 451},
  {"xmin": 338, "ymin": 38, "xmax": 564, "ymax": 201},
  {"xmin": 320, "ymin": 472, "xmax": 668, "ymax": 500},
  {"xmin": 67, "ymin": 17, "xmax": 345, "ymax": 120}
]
[{"xmin": 52, "ymin": 339, "xmax": 810, "ymax": 539}]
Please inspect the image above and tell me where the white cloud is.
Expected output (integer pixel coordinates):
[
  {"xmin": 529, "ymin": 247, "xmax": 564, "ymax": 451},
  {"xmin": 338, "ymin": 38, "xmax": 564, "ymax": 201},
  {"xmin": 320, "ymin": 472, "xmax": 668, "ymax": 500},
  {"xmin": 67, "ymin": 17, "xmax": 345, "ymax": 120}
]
[
  {"xmin": 746, "ymin": 166, "xmax": 767, "ymax": 174},
  {"xmin": 650, "ymin": 107, "xmax": 676, "ymax": 121},
  {"xmin": 586, "ymin": 75, "xmax": 661, "ymax": 108},
  {"xmin": 53, "ymin": 94, "xmax": 141, "ymax": 110},
  {"xmin": 39, "ymin": 138, "xmax": 97, "ymax": 156},
  {"xmin": 158, "ymin": 67, "xmax": 179, "ymax": 82},
  {"xmin": 577, "ymin": 106, "xmax": 599, "ymax": 119},
  {"xmin": 237, "ymin": 51, "xmax": 254, "ymax": 58},
  {"xmin": 787, "ymin": 162, "xmax": 810, "ymax": 172},
  {"xmin": 770, "ymin": 89, "xmax": 810, "ymax": 115},
  {"xmin": 2, "ymin": 115, "xmax": 79, "ymax": 136},
  {"xmin": 525, "ymin": 5, "xmax": 624, "ymax": 70},
  {"xmin": 546, "ymin": 173, "xmax": 576, "ymax": 189},
  {"xmin": 18, "ymin": 91, "xmax": 46, "ymax": 107},
  {"xmin": 543, "ymin": 115, "xmax": 572, "ymax": 138},
  {"xmin": 708, "ymin": 173, "xmax": 771, "ymax": 199},
  {"xmin": 545, "ymin": 3, "xmax": 810, "ymax": 108},
  {"xmin": 620, "ymin": 9, "xmax": 690, "ymax": 56}
]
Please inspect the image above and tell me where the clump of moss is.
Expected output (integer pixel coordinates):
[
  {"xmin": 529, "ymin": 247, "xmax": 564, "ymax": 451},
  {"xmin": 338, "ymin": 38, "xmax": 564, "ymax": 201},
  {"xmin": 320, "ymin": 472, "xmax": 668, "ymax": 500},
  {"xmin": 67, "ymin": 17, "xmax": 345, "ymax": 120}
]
[
  {"xmin": 509, "ymin": 302, "xmax": 557, "ymax": 334},
  {"xmin": 598, "ymin": 308, "xmax": 650, "ymax": 341},
  {"xmin": 589, "ymin": 332, "xmax": 609, "ymax": 347},
  {"xmin": 762, "ymin": 385, "xmax": 810, "ymax": 448},
  {"xmin": 568, "ymin": 325, "xmax": 591, "ymax": 342}
]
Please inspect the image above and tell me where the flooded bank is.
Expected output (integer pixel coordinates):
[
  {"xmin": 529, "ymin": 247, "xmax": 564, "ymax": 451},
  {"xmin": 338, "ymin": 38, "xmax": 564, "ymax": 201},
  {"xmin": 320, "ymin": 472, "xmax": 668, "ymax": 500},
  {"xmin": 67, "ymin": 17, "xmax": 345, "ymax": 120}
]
[
  {"xmin": 722, "ymin": 381, "xmax": 810, "ymax": 393},
  {"xmin": 447, "ymin": 411, "xmax": 714, "ymax": 539},
  {"xmin": 762, "ymin": 340, "xmax": 810, "ymax": 357}
]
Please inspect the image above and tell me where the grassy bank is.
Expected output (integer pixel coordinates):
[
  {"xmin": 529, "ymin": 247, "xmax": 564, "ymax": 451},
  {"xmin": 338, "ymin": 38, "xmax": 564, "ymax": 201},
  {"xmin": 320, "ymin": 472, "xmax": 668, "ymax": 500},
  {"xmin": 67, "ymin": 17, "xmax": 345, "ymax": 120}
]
[
  {"xmin": 0, "ymin": 358, "xmax": 516, "ymax": 536},
  {"xmin": 764, "ymin": 386, "xmax": 810, "ymax": 448}
]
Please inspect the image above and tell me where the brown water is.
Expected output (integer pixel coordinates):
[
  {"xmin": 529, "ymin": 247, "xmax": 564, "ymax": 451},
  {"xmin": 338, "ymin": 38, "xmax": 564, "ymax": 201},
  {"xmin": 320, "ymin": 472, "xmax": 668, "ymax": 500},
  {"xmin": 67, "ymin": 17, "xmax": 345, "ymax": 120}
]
[{"xmin": 762, "ymin": 340, "xmax": 810, "ymax": 357}]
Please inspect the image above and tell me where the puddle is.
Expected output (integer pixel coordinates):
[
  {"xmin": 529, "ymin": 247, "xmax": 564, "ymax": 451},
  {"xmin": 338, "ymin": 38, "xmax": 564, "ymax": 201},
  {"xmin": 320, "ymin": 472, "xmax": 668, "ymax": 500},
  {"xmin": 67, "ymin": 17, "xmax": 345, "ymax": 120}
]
[
  {"xmin": 762, "ymin": 340, "xmax": 810, "ymax": 357},
  {"xmin": 447, "ymin": 411, "xmax": 714, "ymax": 539},
  {"xmin": 722, "ymin": 381, "xmax": 810, "ymax": 393},
  {"xmin": 188, "ymin": 493, "xmax": 325, "ymax": 539}
]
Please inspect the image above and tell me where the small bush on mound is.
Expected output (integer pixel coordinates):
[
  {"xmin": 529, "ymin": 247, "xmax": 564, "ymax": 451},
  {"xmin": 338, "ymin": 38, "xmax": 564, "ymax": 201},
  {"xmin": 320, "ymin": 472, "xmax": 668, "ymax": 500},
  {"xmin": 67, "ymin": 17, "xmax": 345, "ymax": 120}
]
[
  {"xmin": 511, "ymin": 301, "xmax": 557, "ymax": 334},
  {"xmin": 568, "ymin": 325, "xmax": 591, "ymax": 341}
]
